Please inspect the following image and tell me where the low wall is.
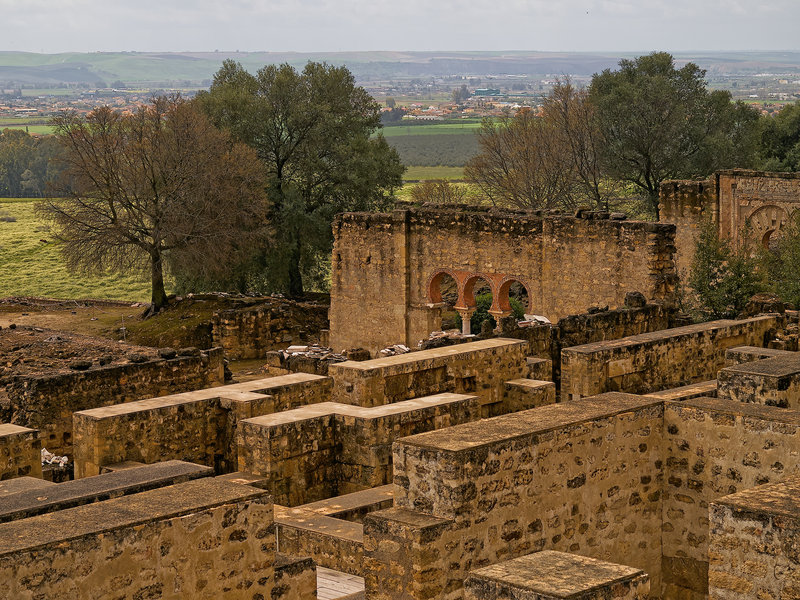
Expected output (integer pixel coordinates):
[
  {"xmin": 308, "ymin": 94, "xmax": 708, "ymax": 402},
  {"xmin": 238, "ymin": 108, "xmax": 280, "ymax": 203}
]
[
  {"xmin": 329, "ymin": 339, "xmax": 528, "ymax": 417},
  {"xmin": 73, "ymin": 374, "xmax": 332, "ymax": 478},
  {"xmin": 364, "ymin": 393, "xmax": 664, "ymax": 600},
  {"xmin": 212, "ymin": 299, "xmax": 329, "ymax": 360},
  {"xmin": 0, "ymin": 424, "xmax": 41, "ymax": 480},
  {"xmin": 717, "ymin": 353, "xmax": 800, "ymax": 408},
  {"xmin": 238, "ymin": 393, "xmax": 479, "ymax": 506},
  {"xmin": 464, "ymin": 551, "xmax": 650, "ymax": 600},
  {"xmin": 662, "ymin": 398, "xmax": 800, "ymax": 599},
  {"xmin": 4, "ymin": 347, "xmax": 224, "ymax": 457},
  {"xmin": 709, "ymin": 476, "xmax": 800, "ymax": 600},
  {"xmin": 0, "ymin": 478, "xmax": 275, "ymax": 599},
  {"xmin": 561, "ymin": 316, "xmax": 780, "ymax": 401}
]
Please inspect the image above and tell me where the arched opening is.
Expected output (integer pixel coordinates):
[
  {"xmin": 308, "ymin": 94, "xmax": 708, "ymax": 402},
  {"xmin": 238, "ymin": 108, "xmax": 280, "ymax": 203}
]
[
  {"xmin": 461, "ymin": 276, "xmax": 495, "ymax": 334},
  {"xmin": 497, "ymin": 279, "xmax": 531, "ymax": 319},
  {"xmin": 762, "ymin": 229, "xmax": 782, "ymax": 251},
  {"xmin": 428, "ymin": 270, "xmax": 459, "ymax": 330}
]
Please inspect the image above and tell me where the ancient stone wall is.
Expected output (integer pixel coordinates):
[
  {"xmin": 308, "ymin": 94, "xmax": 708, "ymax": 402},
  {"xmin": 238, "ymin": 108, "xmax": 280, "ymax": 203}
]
[
  {"xmin": 0, "ymin": 424, "xmax": 41, "ymax": 480},
  {"xmin": 0, "ymin": 479, "xmax": 275, "ymax": 599},
  {"xmin": 73, "ymin": 374, "xmax": 332, "ymax": 478},
  {"xmin": 238, "ymin": 393, "xmax": 478, "ymax": 506},
  {"xmin": 717, "ymin": 353, "xmax": 800, "ymax": 408},
  {"xmin": 364, "ymin": 393, "xmax": 664, "ymax": 600},
  {"xmin": 330, "ymin": 207, "xmax": 677, "ymax": 353},
  {"xmin": 708, "ymin": 476, "xmax": 800, "ymax": 600},
  {"xmin": 660, "ymin": 170, "xmax": 800, "ymax": 278},
  {"xmin": 561, "ymin": 316, "xmax": 779, "ymax": 401},
  {"xmin": 329, "ymin": 338, "xmax": 528, "ymax": 417},
  {"xmin": 5, "ymin": 347, "xmax": 224, "ymax": 457},
  {"xmin": 662, "ymin": 398, "xmax": 800, "ymax": 599},
  {"xmin": 464, "ymin": 551, "xmax": 650, "ymax": 600},
  {"xmin": 212, "ymin": 299, "xmax": 329, "ymax": 360}
]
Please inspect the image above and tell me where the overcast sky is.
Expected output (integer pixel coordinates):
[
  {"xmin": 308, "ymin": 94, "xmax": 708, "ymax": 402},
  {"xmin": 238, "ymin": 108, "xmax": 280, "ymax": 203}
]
[{"xmin": 1, "ymin": 0, "xmax": 798, "ymax": 54}]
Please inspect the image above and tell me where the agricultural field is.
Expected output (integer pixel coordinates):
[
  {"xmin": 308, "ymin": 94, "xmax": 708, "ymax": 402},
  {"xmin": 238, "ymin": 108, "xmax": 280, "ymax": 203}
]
[
  {"xmin": 403, "ymin": 166, "xmax": 464, "ymax": 181},
  {"xmin": 0, "ymin": 198, "xmax": 151, "ymax": 301},
  {"xmin": 0, "ymin": 117, "xmax": 55, "ymax": 135},
  {"xmin": 381, "ymin": 121, "xmax": 482, "ymax": 137},
  {"xmin": 388, "ymin": 133, "xmax": 479, "ymax": 167}
]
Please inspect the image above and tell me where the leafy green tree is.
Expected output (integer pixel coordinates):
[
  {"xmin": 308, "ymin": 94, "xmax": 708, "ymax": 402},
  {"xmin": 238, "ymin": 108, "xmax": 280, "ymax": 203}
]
[
  {"xmin": 758, "ymin": 213, "xmax": 800, "ymax": 307},
  {"xmin": 0, "ymin": 130, "xmax": 64, "ymax": 197},
  {"xmin": 688, "ymin": 219, "xmax": 762, "ymax": 319},
  {"xmin": 196, "ymin": 60, "xmax": 404, "ymax": 296},
  {"xmin": 759, "ymin": 101, "xmax": 800, "ymax": 172},
  {"xmin": 590, "ymin": 52, "xmax": 761, "ymax": 219}
]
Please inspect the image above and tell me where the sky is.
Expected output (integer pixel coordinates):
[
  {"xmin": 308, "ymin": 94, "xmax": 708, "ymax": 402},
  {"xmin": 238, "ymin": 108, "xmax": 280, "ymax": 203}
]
[{"xmin": 1, "ymin": 0, "xmax": 798, "ymax": 54}]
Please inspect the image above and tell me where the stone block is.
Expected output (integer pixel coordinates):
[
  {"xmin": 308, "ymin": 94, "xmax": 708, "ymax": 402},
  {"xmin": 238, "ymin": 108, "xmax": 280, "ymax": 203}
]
[
  {"xmin": 464, "ymin": 550, "xmax": 649, "ymax": 599},
  {"xmin": 717, "ymin": 353, "xmax": 800, "ymax": 407},
  {"xmin": 0, "ymin": 424, "xmax": 42, "ymax": 481}
]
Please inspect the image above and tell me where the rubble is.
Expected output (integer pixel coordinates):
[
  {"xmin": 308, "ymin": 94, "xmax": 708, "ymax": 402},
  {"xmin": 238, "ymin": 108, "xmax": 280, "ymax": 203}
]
[{"xmin": 379, "ymin": 344, "xmax": 411, "ymax": 357}]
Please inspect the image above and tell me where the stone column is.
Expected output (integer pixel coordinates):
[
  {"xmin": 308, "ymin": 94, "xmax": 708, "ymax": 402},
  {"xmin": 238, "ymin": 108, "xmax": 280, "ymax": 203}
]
[{"xmin": 457, "ymin": 309, "xmax": 474, "ymax": 334}]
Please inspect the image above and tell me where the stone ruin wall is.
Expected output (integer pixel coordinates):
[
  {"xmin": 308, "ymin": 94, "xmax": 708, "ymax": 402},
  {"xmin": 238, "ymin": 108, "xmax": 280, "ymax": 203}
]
[
  {"xmin": 330, "ymin": 207, "xmax": 678, "ymax": 354},
  {"xmin": 660, "ymin": 170, "xmax": 800, "ymax": 278},
  {"xmin": 365, "ymin": 394, "xmax": 665, "ymax": 600},
  {"xmin": 0, "ymin": 479, "xmax": 276, "ymax": 600},
  {"xmin": 0, "ymin": 424, "xmax": 41, "ymax": 481},
  {"xmin": 3, "ymin": 347, "xmax": 224, "ymax": 458},
  {"xmin": 560, "ymin": 315, "xmax": 780, "ymax": 401},
  {"xmin": 212, "ymin": 299, "xmax": 329, "ymax": 360}
]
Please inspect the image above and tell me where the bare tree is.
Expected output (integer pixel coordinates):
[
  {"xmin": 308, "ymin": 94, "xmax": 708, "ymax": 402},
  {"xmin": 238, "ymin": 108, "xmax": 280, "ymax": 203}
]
[
  {"xmin": 409, "ymin": 179, "xmax": 468, "ymax": 205},
  {"xmin": 465, "ymin": 110, "xmax": 577, "ymax": 210},
  {"xmin": 542, "ymin": 78, "xmax": 615, "ymax": 209},
  {"xmin": 38, "ymin": 96, "xmax": 268, "ymax": 314}
]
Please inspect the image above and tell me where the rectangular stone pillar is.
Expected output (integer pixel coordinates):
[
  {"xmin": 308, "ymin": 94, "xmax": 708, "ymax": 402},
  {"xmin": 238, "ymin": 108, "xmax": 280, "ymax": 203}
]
[{"xmin": 464, "ymin": 551, "xmax": 649, "ymax": 600}]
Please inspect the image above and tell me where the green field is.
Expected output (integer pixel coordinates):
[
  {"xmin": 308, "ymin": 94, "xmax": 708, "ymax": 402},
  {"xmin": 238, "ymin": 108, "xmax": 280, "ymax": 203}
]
[
  {"xmin": 0, "ymin": 124, "xmax": 55, "ymax": 135},
  {"xmin": 403, "ymin": 166, "xmax": 464, "ymax": 181},
  {"xmin": 381, "ymin": 122, "xmax": 482, "ymax": 137},
  {"xmin": 0, "ymin": 199, "xmax": 151, "ymax": 301}
]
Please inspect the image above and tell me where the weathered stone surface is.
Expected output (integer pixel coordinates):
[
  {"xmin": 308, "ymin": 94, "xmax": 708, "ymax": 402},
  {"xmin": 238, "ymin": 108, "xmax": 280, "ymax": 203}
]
[
  {"xmin": 330, "ymin": 207, "xmax": 677, "ymax": 353},
  {"xmin": 709, "ymin": 475, "xmax": 800, "ymax": 600},
  {"xmin": 464, "ymin": 550, "xmax": 649, "ymax": 599},
  {"xmin": 329, "ymin": 338, "xmax": 528, "ymax": 417},
  {"xmin": 561, "ymin": 316, "xmax": 780, "ymax": 401},
  {"xmin": 366, "ymin": 393, "xmax": 665, "ymax": 600},
  {"xmin": 0, "ymin": 476, "xmax": 54, "ymax": 497},
  {"xmin": 502, "ymin": 378, "xmax": 556, "ymax": 412},
  {"xmin": 238, "ymin": 393, "xmax": 478, "ymax": 505},
  {"xmin": 0, "ymin": 478, "xmax": 274, "ymax": 599},
  {"xmin": 274, "ymin": 553, "xmax": 317, "ymax": 600},
  {"xmin": 725, "ymin": 344, "xmax": 796, "ymax": 366},
  {"xmin": 0, "ymin": 459, "xmax": 212, "ymax": 523},
  {"xmin": 717, "ymin": 353, "xmax": 800, "ymax": 407},
  {"xmin": 0, "ymin": 423, "xmax": 41, "ymax": 480},
  {"xmin": 73, "ymin": 374, "xmax": 332, "ymax": 477}
]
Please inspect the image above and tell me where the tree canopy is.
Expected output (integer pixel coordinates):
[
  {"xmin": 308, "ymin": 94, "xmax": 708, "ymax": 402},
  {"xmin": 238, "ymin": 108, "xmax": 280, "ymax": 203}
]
[
  {"xmin": 196, "ymin": 60, "xmax": 404, "ymax": 296},
  {"xmin": 759, "ymin": 100, "xmax": 800, "ymax": 172},
  {"xmin": 0, "ymin": 129, "xmax": 63, "ymax": 197},
  {"xmin": 38, "ymin": 96, "xmax": 268, "ymax": 313},
  {"xmin": 589, "ymin": 52, "xmax": 761, "ymax": 218}
]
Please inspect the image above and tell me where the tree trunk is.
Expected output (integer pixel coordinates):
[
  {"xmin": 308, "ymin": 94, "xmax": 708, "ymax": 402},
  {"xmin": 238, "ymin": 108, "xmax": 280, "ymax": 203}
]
[
  {"xmin": 149, "ymin": 251, "xmax": 169, "ymax": 314},
  {"xmin": 287, "ymin": 235, "xmax": 304, "ymax": 298}
]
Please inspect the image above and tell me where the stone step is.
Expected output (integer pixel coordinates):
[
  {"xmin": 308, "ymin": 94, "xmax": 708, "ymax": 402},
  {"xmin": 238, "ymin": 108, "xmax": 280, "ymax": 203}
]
[{"xmin": 0, "ymin": 460, "xmax": 212, "ymax": 523}]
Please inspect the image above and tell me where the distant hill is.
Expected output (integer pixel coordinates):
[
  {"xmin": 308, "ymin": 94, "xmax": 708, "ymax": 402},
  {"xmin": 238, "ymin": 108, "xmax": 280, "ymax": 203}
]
[{"xmin": 2, "ymin": 50, "xmax": 800, "ymax": 88}]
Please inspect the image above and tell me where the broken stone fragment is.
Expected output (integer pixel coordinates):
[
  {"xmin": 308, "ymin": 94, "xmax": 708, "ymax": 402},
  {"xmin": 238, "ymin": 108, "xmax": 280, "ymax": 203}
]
[
  {"xmin": 177, "ymin": 347, "xmax": 201, "ymax": 357},
  {"xmin": 158, "ymin": 348, "xmax": 177, "ymax": 359},
  {"xmin": 68, "ymin": 360, "xmax": 92, "ymax": 371},
  {"xmin": 128, "ymin": 354, "xmax": 147, "ymax": 363}
]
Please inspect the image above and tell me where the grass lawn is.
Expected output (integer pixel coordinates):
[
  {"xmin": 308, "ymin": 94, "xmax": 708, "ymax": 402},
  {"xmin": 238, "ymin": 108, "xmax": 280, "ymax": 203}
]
[
  {"xmin": 403, "ymin": 166, "xmax": 464, "ymax": 181},
  {"xmin": 0, "ymin": 124, "xmax": 55, "ymax": 135},
  {"xmin": 0, "ymin": 198, "xmax": 152, "ymax": 301}
]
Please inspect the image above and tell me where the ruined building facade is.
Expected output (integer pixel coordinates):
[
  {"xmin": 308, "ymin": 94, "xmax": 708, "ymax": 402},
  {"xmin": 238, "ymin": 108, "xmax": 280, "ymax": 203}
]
[{"xmin": 330, "ymin": 207, "xmax": 678, "ymax": 353}]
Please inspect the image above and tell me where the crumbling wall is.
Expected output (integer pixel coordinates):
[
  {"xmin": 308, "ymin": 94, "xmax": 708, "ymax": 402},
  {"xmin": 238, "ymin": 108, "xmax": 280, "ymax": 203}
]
[
  {"xmin": 5, "ymin": 347, "xmax": 224, "ymax": 457},
  {"xmin": 330, "ymin": 207, "xmax": 677, "ymax": 353},
  {"xmin": 708, "ymin": 476, "xmax": 800, "ymax": 600},
  {"xmin": 0, "ymin": 479, "xmax": 275, "ymax": 600},
  {"xmin": 364, "ymin": 393, "xmax": 665, "ymax": 600},
  {"xmin": 659, "ymin": 178, "xmax": 717, "ymax": 277},
  {"xmin": 238, "ymin": 393, "xmax": 479, "ymax": 506},
  {"xmin": 328, "ymin": 338, "xmax": 528, "ymax": 417},
  {"xmin": 0, "ymin": 424, "xmax": 41, "ymax": 480},
  {"xmin": 561, "ymin": 316, "xmax": 780, "ymax": 401},
  {"xmin": 212, "ymin": 299, "xmax": 329, "ymax": 360},
  {"xmin": 663, "ymin": 398, "xmax": 800, "ymax": 599},
  {"xmin": 73, "ymin": 374, "xmax": 332, "ymax": 478}
]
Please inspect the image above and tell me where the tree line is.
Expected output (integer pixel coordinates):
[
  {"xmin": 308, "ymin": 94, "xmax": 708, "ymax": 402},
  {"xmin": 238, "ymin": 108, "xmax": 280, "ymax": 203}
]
[{"xmin": 463, "ymin": 52, "xmax": 800, "ymax": 219}]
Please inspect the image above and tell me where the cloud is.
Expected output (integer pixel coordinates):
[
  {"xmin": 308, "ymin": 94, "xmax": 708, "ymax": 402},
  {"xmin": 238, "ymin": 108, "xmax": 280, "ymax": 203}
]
[{"xmin": 0, "ymin": 0, "xmax": 798, "ymax": 53}]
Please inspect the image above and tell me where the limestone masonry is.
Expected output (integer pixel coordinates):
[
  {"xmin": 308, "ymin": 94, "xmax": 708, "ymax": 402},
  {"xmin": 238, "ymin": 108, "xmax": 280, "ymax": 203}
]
[{"xmin": 4, "ymin": 196, "xmax": 800, "ymax": 599}]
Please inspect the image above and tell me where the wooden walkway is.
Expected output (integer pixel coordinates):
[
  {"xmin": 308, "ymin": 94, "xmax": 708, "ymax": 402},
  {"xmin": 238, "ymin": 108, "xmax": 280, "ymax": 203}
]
[{"xmin": 317, "ymin": 566, "xmax": 365, "ymax": 599}]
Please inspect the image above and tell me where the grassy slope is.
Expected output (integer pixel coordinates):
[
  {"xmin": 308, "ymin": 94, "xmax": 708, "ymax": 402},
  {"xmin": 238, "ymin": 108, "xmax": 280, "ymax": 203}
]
[{"xmin": 0, "ymin": 199, "xmax": 151, "ymax": 301}]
